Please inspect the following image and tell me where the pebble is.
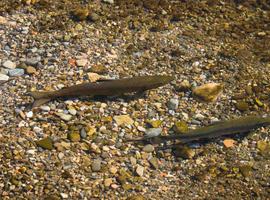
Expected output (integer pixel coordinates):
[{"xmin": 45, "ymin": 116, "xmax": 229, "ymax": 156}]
[
  {"xmin": 145, "ymin": 128, "xmax": 162, "ymax": 138},
  {"xmin": 104, "ymin": 178, "xmax": 113, "ymax": 187},
  {"xmin": 173, "ymin": 121, "xmax": 188, "ymax": 134},
  {"xmin": 26, "ymin": 111, "xmax": 33, "ymax": 118},
  {"xmin": 76, "ymin": 59, "xmax": 88, "ymax": 67},
  {"xmin": 36, "ymin": 137, "xmax": 53, "ymax": 150},
  {"xmin": 33, "ymin": 126, "xmax": 43, "ymax": 134},
  {"xmin": 3, "ymin": 60, "xmax": 16, "ymax": 69},
  {"xmin": 113, "ymin": 115, "xmax": 134, "ymax": 126},
  {"xmin": 68, "ymin": 107, "xmax": 77, "ymax": 115},
  {"xmin": 103, "ymin": 0, "xmax": 114, "ymax": 4},
  {"xmin": 26, "ymin": 56, "xmax": 41, "ymax": 66},
  {"xmin": 0, "ymin": 68, "xmax": 9, "ymax": 75},
  {"xmin": 235, "ymin": 101, "xmax": 249, "ymax": 112},
  {"xmin": 60, "ymin": 193, "xmax": 68, "ymax": 199},
  {"xmin": 26, "ymin": 66, "xmax": 37, "ymax": 75},
  {"xmin": 109, "ymin": 166, "xmax": 118, "ymax": 174},
  {"xmin": 149, "ymin": 157, "xmax": 159, "ymax": 169},
  {"xmin": 80, "ymin": 128, "xmax": 87, "ymax": 139},
  {"xmin": 192, "ymin": 83, "xmax": 223, "ymax": 102},
  {"xmin": 56, "ymin": 113, "xmax": 72, "ymax": 121},
  {"xmin": 68, "ymin": 131, "xmax": 81, "ymax": 142},
  {"xmin": 142, "ymin": 144, "xmax": 155, "ymax": 153},
  {"xmin": 0, "ymin": 74, "xmax": 9, "ymax": 81},
  {"xmin": 136, "ymin": 165, "xmax": 144, "ymax": 177},
  {"xmin": 90, "ymin": 65, "xmax": 108, "ymax": 74},
  {"xmin": 174, "ymin": 146, "xmax": 195, "ymax": 159},
  {"xmin": 40, "ymin": 106, "xmax": 50, "ymax": 112},
  {"xmin": 92, "ymin": 159, "xmax": 101, "ymax": 172},
  {"xmin": 167, "ymin": 98, "xmax": 179, "ymax": 110},
  {"xmin": 8, "ymin": 68, "xmax": 24, "ymax": 77},
  {"xmin": 87, "ymin": 72, "xmax": 100, "ymax": 82}
]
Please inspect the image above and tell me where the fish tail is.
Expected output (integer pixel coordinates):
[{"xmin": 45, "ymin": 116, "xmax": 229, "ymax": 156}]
[{"xmin": 29, "ymin": 91, "xmax": 52, "ymax": 108}]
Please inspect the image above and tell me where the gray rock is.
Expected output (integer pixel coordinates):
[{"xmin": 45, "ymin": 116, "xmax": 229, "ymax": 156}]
[
  {"xmin": 143, "ymin": 144, "xmax": 155, "ymax": 153},
  {"xmin": 26, "ymin": 56, "xmax": 41, "ymax": 66},
  {"xmin": 0, "ymin": 74, "xmax": 9, "ymax": 81},
  {"xmin": 80, "ymin": 128, "xmax": 87, "ymax": 139},
  {"xmin": 91, "ymin": 159, "xmax": 101, "ymax": 172},
  {"xmin": 167, "ymin": 98, "xmax": 179, "ymax": 110},
  {"xmin": 8, "ymin": 68, "xmax": 24, "ymax": 76},
  {"xmin": 0, "ymin": 68, "xmax": 9, "ymax": 75},
  {"xmin": 3, "ymin": 60, "xmax": 16, "ymax": 69},
  {"xmin": 145, "ymin": 128, "xmax": 162, "ymax": 138},
  {"xmin": 56, "ymin": 113, "xmax": 72, "ymax": 121}
]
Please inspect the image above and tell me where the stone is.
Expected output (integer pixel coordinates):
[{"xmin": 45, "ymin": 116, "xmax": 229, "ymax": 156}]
[
  {"xmin": 55, "ymin": 113, "xmax": 72, "ymax": 121},
  {"xmin": 0, "ymin": 74, "xmax": 9, "ymax": 81},
  {"xmin": 68, "ymin": 131, "xmax": 81, "ymax": 142},
  {"xmin": 89, "ymin": 12, "xmax": 99, "ymax": 22},
  {"xmin": 40, "ymin": 106, "xmax": 50, "ymax": 112},
  {"xmin": 142, "ymin": 144, "xmax": 155, "ymax": 152},
  {"xmin": 104, "ymin": 178, "xmax": 113, "ymax": 187},
  {"xmin": 36, "ymin": 137, "xmax": 53, "ymax": 150},
  {"xmin": 145, "ymin": 128, "xmax": 162, "ymax": 138},
  {"xmin": 90, "ymin": 65, "xmax": 108, "ymax": 74},
  {"xmin": 167, "ymin": 98, "xmax": 179, "ymax": 110},
  {"xmin": 92, "ymin": 159, "xmax": 101, "ymax": 172},
  {"xmin": 146, "ymin": 120, "xmax": 162, "ymax": 128},
  {"xmin": 26, "ymin": 111, "xmax": 33, "ymax": 118},
  {"xmin": 235, "ymin": 101, "xmax": 249, "ymax": 112},
  {"xmin": 8, "ymin": 69, "xmax": 24, "ymax": 76},
  {"xmin": 26, "ymin": 66, "xmax": 37, "ymax": 75},
  {"xmin": 72, "ymin": 8, "xmax": 89, "ymax": 21},
  {"xmin": 80, "ymin": 128, "xmax": 87, "ymax": 139},
  {"xmin": 177, "ymin": 80, "xmax": 191, "ymax": 92},
  {"xmin": 109, "ymin": 166, "xmax": 118, "ymax": 174},
  {"xmin": 87, "ymin": 72, "xmax": 100, "ymax": 82},
  {"xmin": 149, "ymin": 157, "xmax": 159, "ymax": 169},
  {"xmin": 103, "ymin": 0, "xmax": 114, "ymax": 4},
  {"xmin": 174, "ymin": 146, "xmax": 195, "ymax": 159},
  {"xmin": 257, "ymin": 140, "xmax": 270, "ymax": 158},
  {"xmin": 173, "ymin": 121, "xmax": 188, "ymax": 134},
  {"xmin": 113, "ymin": 115, "xmax": 134, "ymax": 126},
  {"xmin": 26, "ymin": 56, "xmax": 41, "ymax": 66},
  {"xmin": 192, "ymin": 83, "xmax": 223, "ymax": 102},
  {"xmin": 239, "ymin": 165, "xmax": 252, "ymax": 178},
  {"xmin": 136, "ymin": 165, "xmax": 144, "ymax": 177},
  {"xmin": 76, "ymin": 59, "xmax": 88, "ymax": 67},
  {"xmin": 3, "ymin": 60, "xmax": 16, "ymax": 69},
  {"xmin": 0, "ymin": 16, "xmax": 7, "ymax": 25},
  {"xmin": 223, "ymin": 139, "xmax": 236, "ymax": 148}
]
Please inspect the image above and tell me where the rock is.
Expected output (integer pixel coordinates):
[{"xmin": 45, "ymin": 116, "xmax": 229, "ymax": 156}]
[
  {"xmin": 176, "ymin": 80, "xmax": 191, "ymax": 92},
  {"xmin": 3, "ymin": 60, "xmax": 16, "ymax": 69},
  {"xmin": 0, "ymin": 16, "xmax": 7, "ymax": 25},
  {"xmin": 36, "ymin": 137, "xmax": 53, "ymax": 150},
  {"xmin": 104, "ymin": 178, "xmax": 113, "ymax": 187},
  {"xmin": 113, "ymin": 115, "xmax": 134, "ymax": 126},
  {"xmin": 87, "ymin": 72, "xmax": 100, "ymax": 82},
  {"xmin": 149, "ymin": 157, "xmax": 159, "ymax": 169},
  {"xmin": 92, "ymin": 159, "xmax": 101, "ymax": 172},
  {"xmin": 142, "ymin": 144, "xmax": 155, "ymax": 152},
  {"xmin": 26, "ymin": 111, "xmax": 33, "ymax": 118},
  {"xmin": 223, "ymin": 139, "xmax": 236, "ymax": 148},
  {"xmin": 136, "ymin": 165, "xmax": 144, "ymax": 177},
  {"xmin": 127, "ymin": 195, "xmax": 145, "ymax": 200},
  {"xmin": 72, "ymin": 8, "xmax": 89, "ymax": 21},
  {"xmin": 55, "ymin": 113, "xmax": 72, "ymax": 121},
  {"xmin": 68, "ymin": 106, "xmax": 77, "ymax": 115},
  {"xmin": 76, "ymin": 59, "xmax": 88, "ymax": 67},
  {"xmin": 68, "ymin": 131, "xmax": 81, "ymax": 142},
  {"xmin": 103, "ymin": 0, "xmax": 114, "ymax": 4},
  {"xmin": 26, "ymin": 56, "xmax": 41, "ymax": 66},
  {"xmin": 192, "ymin": 83, "xmax": 223, "ymax": 102},
  {"xmin": 0, "ymin": 68, "xmax": 9, "ymax": 75},
  {"xmin": 80, "ymin": 128, "xmax": 87, "ymax": 139},
  {"xmin": 235, "ymin": 101, "xmax": 249, "ymax": 111},
  {"xmin": 173, "ymin": 121, "xmax": 188, "ymax": 134},
  {"xmin": 75, "ymin": 24, "xmax": 83, "ymax": 31},
  {"xmin": 8, "ymin": 69, "xmax": 24, "ymax": 76},
  {"xmin": 0, "ymin": 74, "xmax": 9, "ymax": 81},
  {"xmin": 239, "ymin": 165, "xmax": 252, "ymax": 178},
  {"xmin": 26, "ymin": 66, "xmax": 37, "ymax": 75},
  {"xmin": 89, "ymin": 12, "xmax": 99, "ymax": 22},
  {"xmin": 40, "ymin": 106, "xmax": 50, "ymax": 112},
  {"xmin": 145, "ymin": 128, "xmax": 162, "ymax": 138},
  {"xmin": 257, "ymin": 140, "xmax": 270, "ymax": 158},
  {"xmin": 167, "ymin": 98, "xmax": 179, "ymax": 110},
  {"xmin": 174, "ymin": 146, "xmax": 195, "ymax": 159},
  {"xmin": 109, "ymin": 166, "xmax": 118, "ymax": 174},
  {"xmin": 90, "ymin": 65, "xmax": 108, "ymax": 74},
  {"xmin": 146, "ymin": 120, "xmax": 162, "ymax": 128}
]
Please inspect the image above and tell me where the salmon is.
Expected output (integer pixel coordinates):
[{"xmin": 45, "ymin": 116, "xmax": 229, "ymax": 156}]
[{"xmin": 29, "ymin": 75, "xmax": 174, "ymax": 108}]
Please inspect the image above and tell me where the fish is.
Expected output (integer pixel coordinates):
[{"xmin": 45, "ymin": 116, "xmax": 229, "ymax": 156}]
[
  {"xmin": 29, "ymin": 75, "xmax": 174, "ymax": 108},
  {"xmin": 128, "ymin": 116, "xmax": 270, "ymax": 143}
]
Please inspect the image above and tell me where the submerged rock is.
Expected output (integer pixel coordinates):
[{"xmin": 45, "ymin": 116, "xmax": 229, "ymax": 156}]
[{"xmin": 192, "ymin": 83, "xmax": 223, "ymax": 102}]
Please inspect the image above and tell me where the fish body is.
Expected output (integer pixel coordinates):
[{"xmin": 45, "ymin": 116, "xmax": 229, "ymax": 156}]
[
  {"xmin": 130, "ymin": 116, "xmax": 270, "ymax": 143},
  {"xmin": 29, "ymin": 75, "xmax": 174, "ymax": 107}
]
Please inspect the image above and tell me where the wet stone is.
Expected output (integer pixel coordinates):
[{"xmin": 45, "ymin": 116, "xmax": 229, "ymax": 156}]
[
  {"xmin": 92, "ymin": 159, "xmax": 101, "ymax": 172},
  {"xmin": 173, "ymin": 121, "xmax": 188, "ymax": 134},
  {"xmin": 142, "ymin": 144, "xmax": 155, "ymax": 153},
  {"xmin": 8, "ymin": 68, "xmax": 24, "ymax": 76},
  {"xmin": 36, "ymin": 137, "xmax": 53, "ymax": 150},
  {"xmin": 3, "ymin": 60, "xmax": 16, "ymax": 69},
  {"xmin": 145, "ymin": 128, "xmax": 162, "ymax": 138},
  {"xmin": 167, "ymin": 98, "xmax": 179, "ymax": 110},
  {"xmin": 235, "ymin": 101, "xmax": 249, "ymax": 112}
]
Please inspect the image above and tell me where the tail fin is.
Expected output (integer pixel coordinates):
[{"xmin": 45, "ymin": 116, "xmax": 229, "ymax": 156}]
[{"xmin": 29, "ymin": 91, "xmax": 52, "ymax": 108}]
